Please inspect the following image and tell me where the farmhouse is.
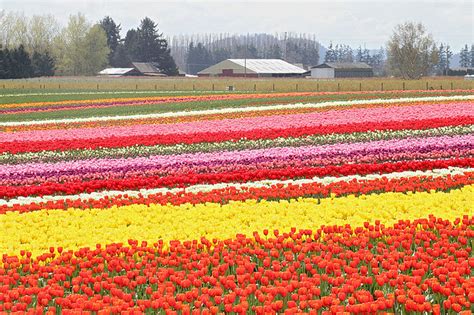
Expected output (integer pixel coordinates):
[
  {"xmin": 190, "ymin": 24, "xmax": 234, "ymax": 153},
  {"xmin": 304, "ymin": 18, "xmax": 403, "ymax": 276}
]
[
  {"xmin": 197, "ymin": 59, "xmax": 306, "ymax": 77},
  {"xmin": 98, "ymin": 62, "xmax": 165, "ymax": 77},
  {"xmin": 310, "ymin": 62, "xmax": 373, "ymax": 79}
]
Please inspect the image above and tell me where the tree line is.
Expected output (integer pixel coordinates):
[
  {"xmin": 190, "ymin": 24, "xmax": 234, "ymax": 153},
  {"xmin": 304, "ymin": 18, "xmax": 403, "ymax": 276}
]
[
  {"xmin": 0, "ymin": 45, "xmax": 54, "ymax": 79},
  {"xmin": 457, "ymin": 44, "xmax": 474, "ymax": 68},
  {"xmin": 323, "ymin": 44, "xmax": 385, "ymax": 75},
  {"xmin": 435, "ymin": 43, "xmax": 474, "ymax": 74},
  {"xmin": 173, "ymin": 33, "xmax": 321, "ymax": 75},
  {"xmin": 0, "ymin": 11, "xmax": 177, "ymax": 78},
  {"xmin": 100, "ymin": 16, "xmax": 177, "ymax": 75},
  {"xmin": 0, "ymin": 11, "xmax": 472, "ymax": 79},
  {"xmin": 0, "ymin": 12, "xmax": 109, "ymax": 77}
]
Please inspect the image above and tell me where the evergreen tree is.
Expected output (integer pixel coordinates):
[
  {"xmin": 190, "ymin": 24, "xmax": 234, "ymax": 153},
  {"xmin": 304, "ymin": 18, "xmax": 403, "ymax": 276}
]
[
  {"xmin": 134, "ymin": 17, "xmax": 178, "ymax": 75},
  {"xmin": 332, "ymin": 44, "xmax": 354, "ymax": 62},
  {"xmin": 186, "ymin": 42, "xmax": 212, "ymax": 74},
  {"xmin": 445, "ymin": 44, "xmax": 453, "ymax": 70},
  {"xmin": 369, "ymin": 47, "xmax": 386, "ymax": 76},
  {"xmin": 31, "ymin": 50, "xmax": 55, "ymax": 76},
  {"xmin": 362, "ymin": 48, "xmax": 371, "ymax": 63},
  {"xmin": 0, "ymin": 47, "xmax": 9, "ymax": 79},
  {"xmin": 159, "ymin": 50, "xmax": 178, "ymax": 76},
  {"xmin": 342, "ymin": 45, "xmax": 354, "ymax": 62},
  {"xmin": 11, "ymin": 45, "xmax": 33, "ymax": 78},
  {"xmin": 110, "ymin": 43, "xmax": 131, "ymax": 67},
  {"xmin": 471, "ymin": 45, "xmax": 474, "ymax": 68},
  {"xmin": 124, "ymin": 29, "xmax": 139, "ymax": 61},
  {"xmin": 233, "ymin": 44, "xmax": 259, "ymax": 59},
  {"xmin": 247, "ymin": 45, "xmax": 259, "ymax": 59},
  {"xmin": 6, "ymin": 48, "xmax": 15, "ymax": 78},
  {"xmin": 437, "ymin": 43, "xmax": 447, "ymax": 75},
  {"xmin": 301, "ymin": 45, "xmax": 319, "ymax": 67},
  {"xmin": 268, "ymin": 44, "xmax": 282, "ymax": 59},
  {"xmin": 356, "ymin": 46, "xmax": 363, "ymax": 62},
  {"xmin": 459, "ymin": 44, "xmax": 470, "ymax": 67},
  {"xmin": 135, "ymin": 18, "xmax": 160, "ymax": 62},
  {"xmin": 324, "ymin": 42, "xmax": 336, "ymax": 63},
  {"xmin": 284, "ymin": 41, "xmax": 299, "ymax": 63},
  {"xmin": 0, "ymin": 44, "xmax": 53, "ymax": 79},
  {"xmin": 186, "ymin": 42, "xmax": 195, "ymax": 74},
  {"xmin": 99, "ymin": 16, "xmax": 121, "ymax": 66},
  {"xmin": 212, "ymin": 48, "xmax": 231, "ymax": 64},
  {"xmin": 335, "ymin": 44, "xmax": 342, "ymax": 61}
]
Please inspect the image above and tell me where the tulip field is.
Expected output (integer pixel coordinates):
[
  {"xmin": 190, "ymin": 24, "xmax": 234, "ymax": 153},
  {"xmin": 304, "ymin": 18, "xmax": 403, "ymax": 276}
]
[{"xmin": 1, "ymin": 89, "xmax": 474, "ymax": 314}]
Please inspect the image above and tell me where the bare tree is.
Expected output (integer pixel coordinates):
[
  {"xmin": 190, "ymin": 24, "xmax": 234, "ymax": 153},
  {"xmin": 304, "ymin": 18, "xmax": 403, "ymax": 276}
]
[
  {"xmin": 0, "ymin": 11, "xmax": 59, "ymax": 54},
  {"xmin": 0, "ymin": 11, "xmax": 28, "ymax": 48},
  {"xmin": 387, "ymin": 22, "xmax": 438, "ymax": 79},
  {"xmin": 27, "ymin": 15, "xmax": 60, "ymax": 53}
]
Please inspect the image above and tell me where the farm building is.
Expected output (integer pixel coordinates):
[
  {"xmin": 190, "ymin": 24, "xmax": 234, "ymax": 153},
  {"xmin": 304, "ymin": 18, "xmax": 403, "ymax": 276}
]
[
  {"xmin": 98, "ymin": 62, "xmax": 166, "ymax": 77},
  {"xmin": 197, "ymin": 59, "xmax": 306, "ymax": 77},
  {"xmin": 310, "ymin": 62, "xmax": 373, "ymax": 79},
  {"xmin": 447, "ymin": 67, "xmax": 474, "ymax": 76},
  {"xmin": 131, "ymin": 62, "xmax": 166, "ymax": 76},
  {"xmin": 98, "ymin": 68, "xmax": 141, "ymax": 77}
]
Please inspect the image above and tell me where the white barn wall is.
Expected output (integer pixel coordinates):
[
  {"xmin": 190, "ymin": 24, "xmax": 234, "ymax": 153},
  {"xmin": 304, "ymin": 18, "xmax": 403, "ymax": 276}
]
[{"xmin": 311, "ymin": 68, "xmax": 335, "ymax": 79}]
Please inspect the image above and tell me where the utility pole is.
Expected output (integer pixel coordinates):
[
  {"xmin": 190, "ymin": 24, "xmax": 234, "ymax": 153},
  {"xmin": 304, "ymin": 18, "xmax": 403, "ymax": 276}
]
[{"xmin": 244, "ymin": 33, "xmax": 248, "ymax": 78}]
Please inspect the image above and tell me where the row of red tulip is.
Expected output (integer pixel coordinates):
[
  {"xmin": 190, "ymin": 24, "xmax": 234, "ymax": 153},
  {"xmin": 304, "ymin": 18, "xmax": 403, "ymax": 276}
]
[
  {"xmin": 2, "ymin": 171, "xmax": 472, "ymax": 214},
  {"xmin": 1, "ymin": 116, "xmax": 471, "ymax": 154},
  {"xmin": 1, "ymin": 158, "xmax": 472, "ymax": 199}
]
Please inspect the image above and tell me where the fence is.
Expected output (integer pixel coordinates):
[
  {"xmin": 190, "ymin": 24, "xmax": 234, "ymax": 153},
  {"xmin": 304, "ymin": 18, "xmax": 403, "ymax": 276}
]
[{"xmin": 0, "ymin": 77, "xmax": 473, "ymax": 93}]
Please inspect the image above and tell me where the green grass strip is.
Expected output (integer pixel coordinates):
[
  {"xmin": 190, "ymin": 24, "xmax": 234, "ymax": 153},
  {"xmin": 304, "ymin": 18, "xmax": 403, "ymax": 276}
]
[{"xmin": 1, "ymin": 90, "xmax": 470, "ymax": 122}]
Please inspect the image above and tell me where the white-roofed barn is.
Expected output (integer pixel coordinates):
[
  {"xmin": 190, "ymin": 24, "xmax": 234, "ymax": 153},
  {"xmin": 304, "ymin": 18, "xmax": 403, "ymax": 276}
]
[{"xmin": 197, "ymin": 59, "xmax": 307, "ymax": 77}]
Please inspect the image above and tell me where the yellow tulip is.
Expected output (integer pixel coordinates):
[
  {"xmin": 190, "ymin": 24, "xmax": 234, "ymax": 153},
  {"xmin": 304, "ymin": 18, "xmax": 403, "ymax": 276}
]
[{"xmin": 1, "ymin": 185, "xmax": 472, "ymax": 257}]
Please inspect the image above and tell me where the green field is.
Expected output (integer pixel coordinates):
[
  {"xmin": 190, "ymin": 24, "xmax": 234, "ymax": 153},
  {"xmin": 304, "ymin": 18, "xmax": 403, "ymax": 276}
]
[
  {"xmin": 1, "ymin": 89, "xmax": 472, "ymax": 123},
  {"xmin": 0, "ymin": 76, "xmax": 472, "ymax": 96}
]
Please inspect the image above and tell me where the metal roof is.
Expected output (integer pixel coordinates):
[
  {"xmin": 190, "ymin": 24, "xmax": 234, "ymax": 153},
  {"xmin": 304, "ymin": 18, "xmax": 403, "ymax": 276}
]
[
  {"xmin": 229, "ymin": 59, "xmax": 306, "ymax": 74},
  {"xmin": 98, "ymin": 68, "xmax": 136, "ymax": 75},
  {"xmin": 131, "ymin": 62, "xmax": 162, "ymax": 74},
  {"xmin": 450, "ymin": 67, "xmax": 474, "ymax": 71},
  {"xmin": 312, "ymin": 62, "xmax": 372, "ymax": 69},
  {"xmin": 198, "ymin": 59, "xmax": 306, "ymax": 75}
]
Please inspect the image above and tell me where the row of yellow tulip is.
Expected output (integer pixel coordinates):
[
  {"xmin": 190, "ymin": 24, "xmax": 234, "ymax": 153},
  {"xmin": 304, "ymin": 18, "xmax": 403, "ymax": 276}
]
[{"xmin": 2, "ymin": 185, "xmax": 472, "ymax": 257}]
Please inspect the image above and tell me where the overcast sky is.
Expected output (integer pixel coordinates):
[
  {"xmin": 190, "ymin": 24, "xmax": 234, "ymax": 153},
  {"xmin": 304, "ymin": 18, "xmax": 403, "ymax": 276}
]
[{"xmin": 2, "ymin": 0, "xmax": 473, "ymax": 50}]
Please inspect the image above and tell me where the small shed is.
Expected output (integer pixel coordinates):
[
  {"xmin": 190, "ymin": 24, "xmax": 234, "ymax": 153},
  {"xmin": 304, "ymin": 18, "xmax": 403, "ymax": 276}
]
[
  {"xmin": 198, "ymin": 59, "xmax": 306, "ymax": 77},
  {"xmin": 310, "ymin": 62, "xmax": 373, "ymax": 78}
]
